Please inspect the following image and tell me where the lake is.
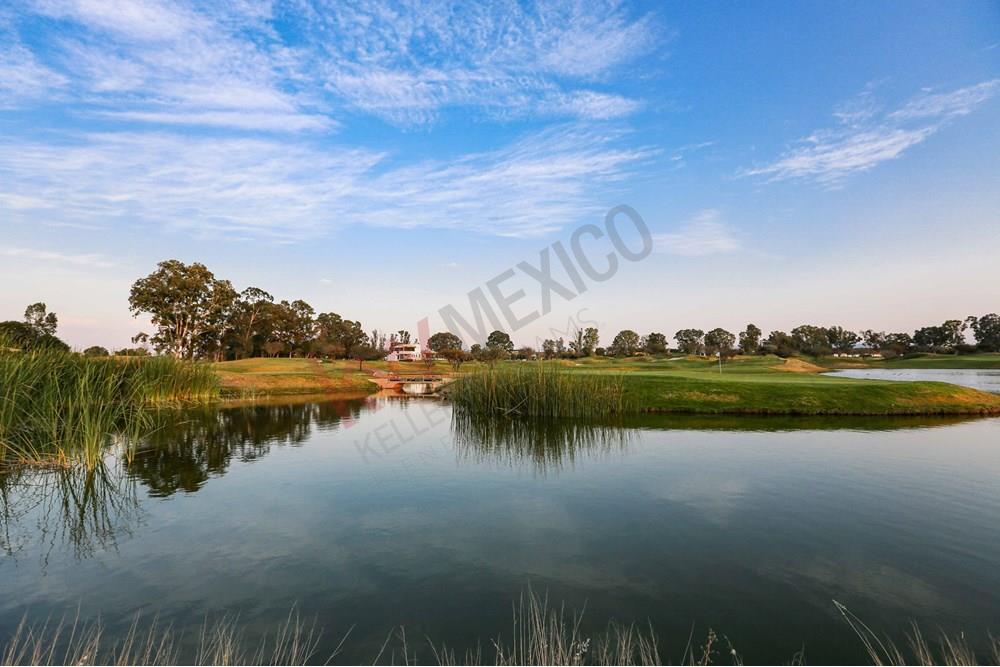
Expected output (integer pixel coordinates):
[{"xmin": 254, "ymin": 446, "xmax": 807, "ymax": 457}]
[
  {"xmin": 3, "ymin": 397, "xmax": 1000, "ymax": 663},
  {"xmin": 828, "ymin": 367, "xmax": 1000, "ymax": 393}
]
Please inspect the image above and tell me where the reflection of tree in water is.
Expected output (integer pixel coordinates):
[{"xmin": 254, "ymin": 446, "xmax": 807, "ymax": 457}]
[
  {"xmin": 451, "ymin": 411, "xmax": 632, "ymax": 475},
  {"xmin": 0, "ymin": 462, "xmax": 139, "ymax": 563},
  {"xmin": 127, "ymin": 400, "xmax": 365, "ymax": 497}
]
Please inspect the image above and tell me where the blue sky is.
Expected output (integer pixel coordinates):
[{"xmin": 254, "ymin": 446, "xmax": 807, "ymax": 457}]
[{"xmin": 1, "ymin": 0, "xmax": 998, "ymax": 349}]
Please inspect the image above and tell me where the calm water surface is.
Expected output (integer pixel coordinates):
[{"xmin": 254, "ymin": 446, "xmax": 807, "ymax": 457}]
[
  {"xmin": 829, "ymin": 367, "xmax": 1000, "ymax": 393},
  {"xmin": 3, "ymin": 397, "xmax": 1000, "ymax": 663}
]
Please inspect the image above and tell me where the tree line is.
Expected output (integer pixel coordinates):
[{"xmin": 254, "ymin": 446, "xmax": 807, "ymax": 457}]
[
  {"xmin": 3, "ymin": 259, "xmax": 999, "ymax": 362},
  {"xmin": 587, "ymin": 317, "xmax": 1000, "ymax": 360}
]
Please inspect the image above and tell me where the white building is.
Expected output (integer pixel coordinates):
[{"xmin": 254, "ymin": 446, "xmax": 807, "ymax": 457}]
[{"xmin": 385, "ymin": 341, "xmax": 423, "ymax": 362}]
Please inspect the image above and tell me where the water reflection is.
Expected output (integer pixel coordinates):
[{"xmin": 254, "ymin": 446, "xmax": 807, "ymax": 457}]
[
  {"xmin": 129, "ymin": 398, "xmax": 366, "ymax": 497},
  {"xmin": 0, "ymin": 462, "xmax": 139, "ymax": 561},
  {"xmin": 452, "ymin": 411, "xmax": 633, "ymax": 474}
]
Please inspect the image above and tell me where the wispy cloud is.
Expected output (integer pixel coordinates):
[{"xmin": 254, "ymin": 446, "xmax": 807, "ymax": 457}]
[
  {"xmin": 21, "ymin": 0, "xmax": 331, "ymax": 132},
  {"xmin": 0, "ymin": 245, "xmax": 116, "ymax": 268},
  {"xmin": 742, "ymin": 80, "xmax": 1000, "ymax": 185},
  {"xmin": 0, "ymin": 33, "xmax": 67, "ymax": 105},
  {"xmin": 9, "ymin": 0, "xmax": 654, "ymax": 130},
  {"xmin": 0, "ymin": 126, "xmax": 653, "ymax": 239},
  {"xmin": 289, "ymin": 0, "xmax": 654, "ymax": 125},
  {"xmin": 654, "ymin": 210, "xmax": 739, "ymax": 256}
]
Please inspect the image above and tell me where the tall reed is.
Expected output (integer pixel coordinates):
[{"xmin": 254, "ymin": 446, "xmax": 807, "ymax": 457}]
[
  {"xmin": 0, "ymin": 342, "xmax": 219, "ymax": 468},
  {"xmin": 0, "ymin": 608, "xmax": 325, "ymax": 666},
  {"xmin": 448, "ymin": 363, "xmax": 631, "ymax": 419}
]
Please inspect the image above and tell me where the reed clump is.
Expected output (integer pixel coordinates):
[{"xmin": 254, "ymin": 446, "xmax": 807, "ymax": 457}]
[
  {"xmin": 0, "ymin": 608, "xmax": 324, "ymax": 666},
  {"xmin": 0, "ymin": 342, "xmax": 219, "ymax": 468},
  {"xmin": 448, "ymin": 363, "xmax": 631, "ymax": 419}
]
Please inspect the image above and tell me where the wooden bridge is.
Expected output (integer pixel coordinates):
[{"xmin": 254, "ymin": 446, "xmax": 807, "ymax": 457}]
[{"xmin": 369, "ymin": 370, "xmax": 449, "ymax": 394}]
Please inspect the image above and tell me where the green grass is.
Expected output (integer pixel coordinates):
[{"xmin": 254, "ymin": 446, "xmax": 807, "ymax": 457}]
[
  {"xmin": 0, "ymin": 345, "xmax": 219, "ymax": 468},
  {"xmin": 450, "ymin": 355, "xmax": 1000, "ymax": 416},
  {"xmin": 212, "ymin": 358, "xmax": 378, "ymax": 396},
  {"xmin": 448, "ymin": 363, "xmax": 631, "ymax": 418}
]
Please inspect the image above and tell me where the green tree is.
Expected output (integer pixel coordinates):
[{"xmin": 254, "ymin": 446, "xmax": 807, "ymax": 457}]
[
  {"xmin": 610, "ymin": 330, "xmax": 641, "ymax": 356},
  {"xmin": 969, "ymin": 314, "xmax": 1000, "ymax": 351},
  {"xmin": 940, "ymin": 319, "xmax": 967, "ymax": 352},
  {"xmin": 704, "ymin": 328, "xmax": 736, "ymax": 358},
  {"xmin": 826, "ymin": 326, "xmax": 861, "ymax": 354},
  {"xmin": 231, "ymin": 287, "xmax": 273, "ymax": 359},
  {"xmin": 791, "ymin": 325, "xmax": 831, "ymax": 356},
  {"xmin": 485, "ymin": 330, "xmax": 514, "ymax": 356},
  {"xmin": 427, "ymin": 331, "xmax": 463, "ymax": 353},
  {"xmin": 441, "ymin": 347, "xmax": 471, "ymax": 370},
  {"xmin": 129, "ymin": 260, "xmax": 234, "ymax": 359},
  {"xmin": 315, "ymin": 312, "xmax": 366, "ymax": 357},
  {"xmin": 862, "ymin": 330, "xmax": 887, "ymax": 351},
  {"xmin": 24, "ymin": 302, "xmax": 58, "ymax": 336},
  {"xmin": 83, "ymin": 345, "xmax": 109, "ymax": 356},
  {"xmin": 674, "ymin": 329, "xmax": 704, "ymax": 355},
  {"xmin": 582, "ymin": 327, "xmax": 600, "ymax": 356},
  {"xmin": 643, "ymin": 332, "xmax": 668, "ymax": 354},
  {"xmin": 761, "ymin": 330, "xmax": 796, "ymax": 358},
  {"xmin": 738, "ymin": 324, "xmax": 762, "ymax": 355},
  {"xmin": 883, "ymin": 332, "xmax": 913, "ymax": 357},
  {"xmin": 569, "ymin": 328, "xmax": 586, "ymax": 357}
]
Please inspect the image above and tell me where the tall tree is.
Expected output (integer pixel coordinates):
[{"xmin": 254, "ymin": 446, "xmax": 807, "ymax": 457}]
[
  {"xmin": 232, "ymin": 287, "xmax": 273, "ymax": 359},
  {"xmin": 674, "ymin": 329, "xmax": 705, "ymax": 355},
  {"xmin": 862, "ymin": 330, "xmax": 887, "ymax": 351},
  {"xmin": 704, "ymin": 328, "xmax": 736, "ymax": 358},
  {"xmin": 582, "ymin": 327, "xmax": 600, "ymax": 356},
  {"xmin": 427, "ymin": 331, "xmax": 463, "ymax": 353},
  {"xmin": 791, "ymin": 325, "xmax": 831, "ymax": 356},
  {"xmin": 129, "ymin": 260, "xmax": 233, "ymax": 359},
  {"xmin": 738, "ymin": 324, "xmax": 762, "ymax": 355},
  {"xmin": 826, "ymin": 326, "xmax": 861, "ymax": 354},
  {"xmin": 940, "ymin": 319, "xmax": 967, "ymax": 351},
  {"xmin": 969, "ymin": 314, "xmax": 1000, "ymax": 351},
  {"xmin": 486, "ymin": 330, "xmax": 514, "ymax": 356},
  {"xmin": 23, "ymin": 302, "xmax": 58, "ymax": 336},
  {"xmin": 643, "ymin": 332, "xmax": 668, "ymax": 354},
  {"xmin": 761, "ymin": 330, "xmax": 796, "ymax": 357},
  {"xmin": 610, "ymin": 330, "xmax": 641, "ymax": 356},
  {"xmin": 569, "ymin": 328, "xmax": 586, "ymax": 357}
]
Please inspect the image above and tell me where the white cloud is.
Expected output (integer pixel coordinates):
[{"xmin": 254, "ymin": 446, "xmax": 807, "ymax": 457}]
[
  {"xmin": 305, "ymin": 0, "xmax": 653, "ymax": 125},
  {"xmin": 10, "ymin": 0, "xmax": 654, "ymax": 129},
  {"xmin": 654, "ymin": 210, "xmax": 739, "ymax": 256},
  {"xmin": 23, "ymin": 0, "xmax": 329, "ymax": 132},
  {"xmin": 0, "ymin": 245, "xmax": 116, "ymax": 268},
  {"xmin": 0, "ymin": 42, "xmax": 67, "ymax": 105},
  {"xmin": 0, "ymin": 126, "xmax": 653, "ymax": 239},
  {"xmin": 743, "ymin": 80, "xmax": 1000, "ymax": 185}
]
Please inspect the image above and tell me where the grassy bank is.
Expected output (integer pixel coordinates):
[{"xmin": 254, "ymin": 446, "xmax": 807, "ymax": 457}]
[
  {"xmin": 212, "ymin": 358, "xmax": 378, "ymax": 397},
  {"xmin": 0, "ymin": 347, "xmax": 219, "ymax": 468},
  {"xmin": 580, "ymin": 355, "xmax": 1000, "ymax": 415},
  {"xmin": 448, "ymin": 356, "xmax": 1000, "ymax": 416}
]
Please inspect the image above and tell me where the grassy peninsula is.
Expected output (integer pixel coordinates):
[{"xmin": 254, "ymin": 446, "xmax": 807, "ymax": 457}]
[{"xmin": 447, "ymin": 355, "xmax": 1000, "ymax": 417}]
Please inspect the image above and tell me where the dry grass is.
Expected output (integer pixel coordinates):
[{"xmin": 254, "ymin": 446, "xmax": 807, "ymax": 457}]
[
  {"xmin": 772, "ymin": 358, "xmax": 827, "ymax": 374},
  {"xmin": 835, "ymin": 601, "xmax": 1000, "ymax": 666},
  {"xmin": 0, "ymin": 608, "xmax": 329, "ymax": 666},
  {"xmin": 213, "ymin": 358, "xmax": 376, "ymax": 397},
  {"xmin": 6, "ymin": 596, "xmax": 1000, "ymax": 665}
]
